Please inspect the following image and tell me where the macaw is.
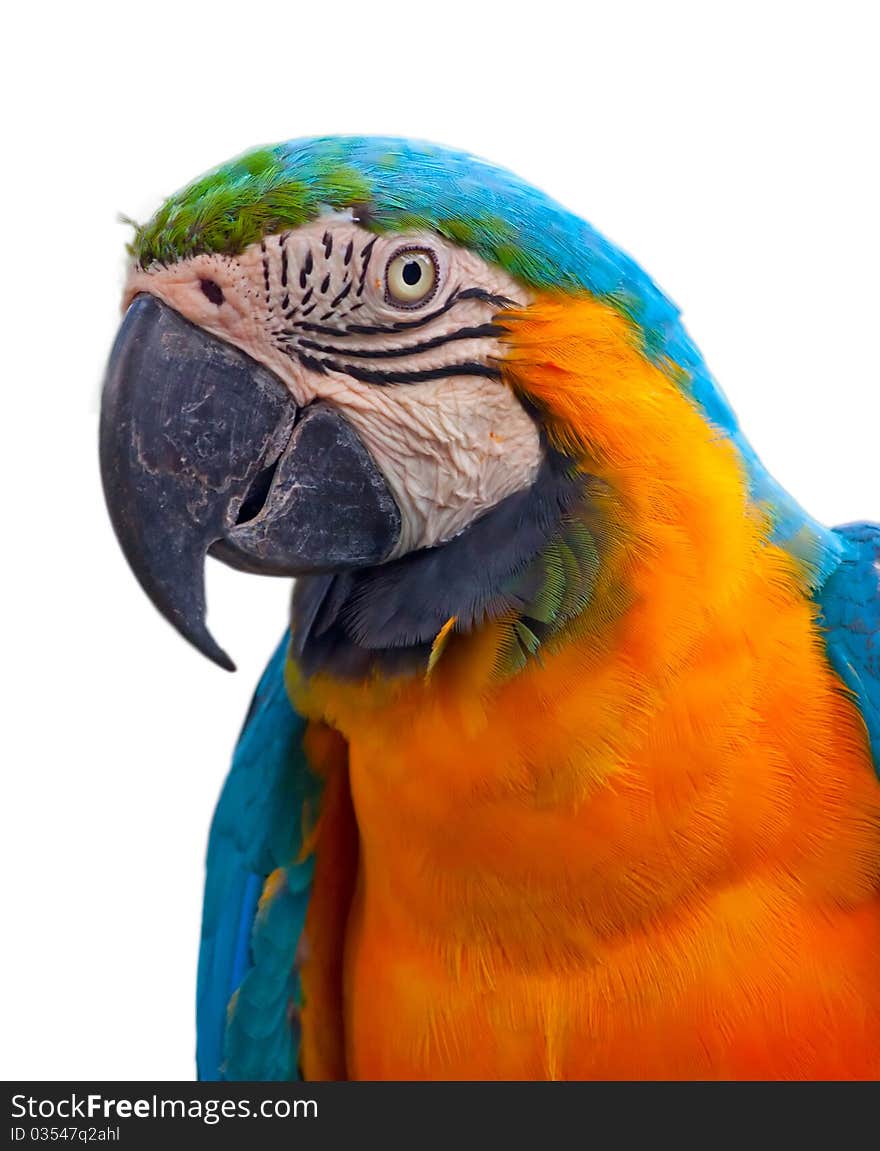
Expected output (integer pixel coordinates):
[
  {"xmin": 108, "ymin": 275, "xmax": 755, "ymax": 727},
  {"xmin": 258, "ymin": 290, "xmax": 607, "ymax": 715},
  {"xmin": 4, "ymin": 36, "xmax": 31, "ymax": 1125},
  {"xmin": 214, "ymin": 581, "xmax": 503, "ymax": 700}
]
[{"xmin": 99, "ymin": 136, "xmax": 880, "ymax": 1081}]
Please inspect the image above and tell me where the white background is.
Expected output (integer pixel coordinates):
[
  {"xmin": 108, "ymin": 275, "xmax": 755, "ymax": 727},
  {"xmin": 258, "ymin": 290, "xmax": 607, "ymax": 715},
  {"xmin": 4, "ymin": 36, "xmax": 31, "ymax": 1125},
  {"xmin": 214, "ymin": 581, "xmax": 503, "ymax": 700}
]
[{"xmin": 2, "ymin": 1, "xmax": 877, "ymax": 1079}]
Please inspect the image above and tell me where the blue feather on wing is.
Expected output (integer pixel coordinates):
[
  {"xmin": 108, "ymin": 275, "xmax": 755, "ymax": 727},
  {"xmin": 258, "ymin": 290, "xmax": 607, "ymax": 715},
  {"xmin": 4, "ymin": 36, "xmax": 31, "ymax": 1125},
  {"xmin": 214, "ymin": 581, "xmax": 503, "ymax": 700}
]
[
  {"xmin": 196, "ymin": 633, "xmax": 321, "ymax": 1081},
  {"xmin": 817, "ymin": 522, "xmax": 880, "ymax": 777}
]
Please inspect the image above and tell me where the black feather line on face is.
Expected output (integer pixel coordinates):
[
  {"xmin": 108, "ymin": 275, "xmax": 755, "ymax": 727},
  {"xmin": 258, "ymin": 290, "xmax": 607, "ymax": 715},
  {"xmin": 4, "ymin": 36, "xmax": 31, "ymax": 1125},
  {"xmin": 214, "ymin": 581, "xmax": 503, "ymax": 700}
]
[
  {"xmin": 307, "ymin": 359, "xmax": 502, "ymax": 386},
  {"xmin": 296, "ymin": 323, "xmax": 502, "ymax": 361},
  {"xmin": 276, "ymin": 288, "xmax": 513, "ymax": 384},
  {"xmin": 291, "ymin": 447, "xmax": 583, "ymax": 680},
  {"xmin": 287, "ymin": 288, "xmax": 511, "ymax": 339},
  {"xmin": 356, "ymin": 237, "xmax": 377, "ymax": 297}
]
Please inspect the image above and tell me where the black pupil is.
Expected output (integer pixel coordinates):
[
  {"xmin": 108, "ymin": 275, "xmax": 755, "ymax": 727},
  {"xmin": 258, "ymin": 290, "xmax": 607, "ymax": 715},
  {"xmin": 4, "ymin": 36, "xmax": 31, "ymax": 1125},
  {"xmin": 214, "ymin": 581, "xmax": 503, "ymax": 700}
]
[
  {"xmin": 200, "ymin": 278, "xmax": 224, "ymax": 305},
  {"xmin": 402, "ymin": 260, "xmax": 422, "ymax": 287}
]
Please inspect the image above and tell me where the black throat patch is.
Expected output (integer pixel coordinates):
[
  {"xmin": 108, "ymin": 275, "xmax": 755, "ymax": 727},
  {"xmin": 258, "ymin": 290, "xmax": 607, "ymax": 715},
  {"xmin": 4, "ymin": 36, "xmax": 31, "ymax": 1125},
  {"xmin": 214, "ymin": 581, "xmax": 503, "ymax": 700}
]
[{"xmin": 290, "ymin": 448, "xmax": 591, "ymax": 681}]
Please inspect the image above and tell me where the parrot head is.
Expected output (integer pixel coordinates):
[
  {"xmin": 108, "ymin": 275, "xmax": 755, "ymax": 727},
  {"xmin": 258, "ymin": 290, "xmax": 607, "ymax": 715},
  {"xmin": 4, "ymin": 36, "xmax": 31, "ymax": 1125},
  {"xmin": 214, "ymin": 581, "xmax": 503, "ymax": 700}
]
[{"xmin": 101, "ymin": 136, "xmax": 838, "ymax": 672}]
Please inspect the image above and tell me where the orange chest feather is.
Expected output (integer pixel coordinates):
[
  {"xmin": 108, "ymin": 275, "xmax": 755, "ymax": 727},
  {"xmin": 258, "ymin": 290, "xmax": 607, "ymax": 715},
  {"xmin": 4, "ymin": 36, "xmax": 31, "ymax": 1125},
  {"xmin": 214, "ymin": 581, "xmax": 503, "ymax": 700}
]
[{"xmin": 296, "ymin": 556, "xmax": 880, "ymax": 1079}]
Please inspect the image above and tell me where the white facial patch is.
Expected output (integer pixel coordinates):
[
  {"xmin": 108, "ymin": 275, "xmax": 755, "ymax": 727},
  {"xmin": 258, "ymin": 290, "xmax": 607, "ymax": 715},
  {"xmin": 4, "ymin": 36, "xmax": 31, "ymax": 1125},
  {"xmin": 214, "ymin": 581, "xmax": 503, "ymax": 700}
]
[{"xmin": 124, "ymin": 218, "xmax": 542, "ymax": 557}]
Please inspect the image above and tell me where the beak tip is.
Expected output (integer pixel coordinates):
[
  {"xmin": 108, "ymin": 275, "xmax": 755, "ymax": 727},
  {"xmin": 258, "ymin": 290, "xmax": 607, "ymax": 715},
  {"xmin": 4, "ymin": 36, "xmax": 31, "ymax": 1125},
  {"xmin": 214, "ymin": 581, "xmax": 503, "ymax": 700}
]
[
  {"xmin": 190, "ymin": 628, "xmax": 237, "ymax": 673},
  {"xmin": 207, "ymin": 649, "xmax": 237, "ymax": 672}
]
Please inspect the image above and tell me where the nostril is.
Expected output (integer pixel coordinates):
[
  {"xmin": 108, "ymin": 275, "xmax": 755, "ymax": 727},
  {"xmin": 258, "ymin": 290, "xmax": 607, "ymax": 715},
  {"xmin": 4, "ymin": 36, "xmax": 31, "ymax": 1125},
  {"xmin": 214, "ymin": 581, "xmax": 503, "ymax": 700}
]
[
  {"xmin": 235, "ymin": 457, "xmax": 280, "ymax": 525},
  {"xmin": 200, "ymin": 278, "xmax": 225, "ymax": 306}
]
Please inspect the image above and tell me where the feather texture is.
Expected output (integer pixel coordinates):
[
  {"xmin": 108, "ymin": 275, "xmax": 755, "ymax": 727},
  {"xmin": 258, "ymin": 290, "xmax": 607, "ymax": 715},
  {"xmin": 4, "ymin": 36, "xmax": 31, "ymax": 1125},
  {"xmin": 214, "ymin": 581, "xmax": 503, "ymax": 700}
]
[
  {"xmin": 197, "ymin": 634, "xmax": 321, "ymax": 1080},
  {"xmin": 818, "ymin": 522, "xmax": 880, "ymax": 774}
]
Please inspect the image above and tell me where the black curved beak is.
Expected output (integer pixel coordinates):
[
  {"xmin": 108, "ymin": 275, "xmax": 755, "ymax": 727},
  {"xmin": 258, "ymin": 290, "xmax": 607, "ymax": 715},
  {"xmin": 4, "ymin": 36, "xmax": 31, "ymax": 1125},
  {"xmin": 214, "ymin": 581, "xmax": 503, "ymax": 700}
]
[{"xmin": 100, "ymin": 294, "xmax": 401, "ymax": 669}]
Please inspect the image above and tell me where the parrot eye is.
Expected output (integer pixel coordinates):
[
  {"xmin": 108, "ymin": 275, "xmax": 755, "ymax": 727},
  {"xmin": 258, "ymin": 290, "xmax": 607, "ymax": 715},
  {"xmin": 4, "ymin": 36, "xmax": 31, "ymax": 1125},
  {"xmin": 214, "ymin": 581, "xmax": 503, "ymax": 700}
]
[{"xmin": 385, "ymin": 248, "xmax": 438, "ymax": 307}]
